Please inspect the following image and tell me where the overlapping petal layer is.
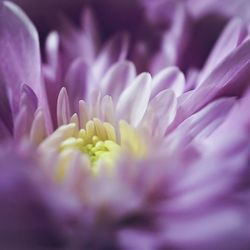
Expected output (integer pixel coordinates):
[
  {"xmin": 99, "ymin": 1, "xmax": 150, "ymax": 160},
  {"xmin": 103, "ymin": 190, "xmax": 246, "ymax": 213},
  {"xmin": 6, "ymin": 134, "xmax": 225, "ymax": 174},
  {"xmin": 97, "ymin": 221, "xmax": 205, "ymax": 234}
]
[{"xmin": 0, "ymin": 1, "xmax": 249, "ymax": 249}]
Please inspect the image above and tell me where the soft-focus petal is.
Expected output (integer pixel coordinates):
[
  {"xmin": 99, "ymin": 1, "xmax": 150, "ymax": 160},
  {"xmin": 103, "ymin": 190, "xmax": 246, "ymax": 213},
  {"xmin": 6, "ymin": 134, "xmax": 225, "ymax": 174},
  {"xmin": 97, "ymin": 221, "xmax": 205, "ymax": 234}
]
[
  {"xmin": 0, "ymin": 144, "xmax": 83, "ymax": 249},
  {"xmin": 64, "ymin": 58, "xmax": 88, "ymax": 113},
  {"xmin": 92, "ymin": 32, "xmax": 130, "ymax": 81},
  {"xmin": 197, "ymin": 18, "xmax": 248, "ymax": 86},
  {"xmin": 177, "ymin": 39, "xmax": 250, "ymax": 124},
  {"xmin": 0, "ymin": 1, "xmax": 41, "ymax": 112}
]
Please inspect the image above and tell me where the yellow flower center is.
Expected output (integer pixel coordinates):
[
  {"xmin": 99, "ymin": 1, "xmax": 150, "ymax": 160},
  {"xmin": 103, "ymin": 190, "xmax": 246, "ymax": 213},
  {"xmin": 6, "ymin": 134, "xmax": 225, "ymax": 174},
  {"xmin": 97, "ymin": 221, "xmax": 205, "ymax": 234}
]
[
  {"xmin": 39, "ymin": 117, "xmax": 147, "ymax": 180},
  {"xmin": 59, "ymin": 119, "xmax": 122, "ymax": 167}
]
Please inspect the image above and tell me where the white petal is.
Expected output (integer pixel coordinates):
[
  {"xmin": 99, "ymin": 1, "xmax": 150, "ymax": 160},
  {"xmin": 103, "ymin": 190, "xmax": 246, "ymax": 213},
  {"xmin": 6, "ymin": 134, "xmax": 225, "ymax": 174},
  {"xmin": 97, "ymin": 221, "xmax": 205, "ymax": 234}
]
[
  {"xmin": 152, "ymin": 67, "xmax": 185, "ymax": 97},
  {"xmin": 100, "ymin": 61, "xmax": 136, "ymax": 102},
  {"xmin": 57, "ymin": 88, "xmax": 71, "ymax": 126},
  {"xmin": 116, "ymin": 73, "xmax": 152, "ymax": 127},
  {"xmin": 142, "ymin": 89, "xmax": 177, "ymax": 136}
]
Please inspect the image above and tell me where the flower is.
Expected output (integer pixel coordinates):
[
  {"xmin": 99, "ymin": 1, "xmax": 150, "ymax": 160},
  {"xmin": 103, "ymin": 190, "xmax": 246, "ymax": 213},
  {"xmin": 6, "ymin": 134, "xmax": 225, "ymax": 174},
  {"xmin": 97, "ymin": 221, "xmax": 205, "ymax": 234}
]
[{"xmin": 0, "ymin": 1, "xmax": 250, "ymax": 249}]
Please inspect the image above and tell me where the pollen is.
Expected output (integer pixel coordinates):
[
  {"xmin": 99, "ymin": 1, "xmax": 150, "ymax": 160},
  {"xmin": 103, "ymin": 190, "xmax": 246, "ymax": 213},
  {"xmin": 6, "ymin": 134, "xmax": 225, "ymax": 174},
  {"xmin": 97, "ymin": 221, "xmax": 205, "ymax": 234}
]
[
  {"xmin": 59, "ymin": 119, "xmax": 122, "ymax": 168},
  {"xmin": 39, "ymin": 116, "xmax": 147, "ymax": 180}
]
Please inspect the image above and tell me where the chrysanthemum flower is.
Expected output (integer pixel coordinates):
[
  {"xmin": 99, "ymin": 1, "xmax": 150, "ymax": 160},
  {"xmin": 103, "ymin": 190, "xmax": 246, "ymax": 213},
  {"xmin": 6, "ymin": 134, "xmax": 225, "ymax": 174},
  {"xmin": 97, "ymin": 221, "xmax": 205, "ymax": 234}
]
[{"xmin": 0, "ymin": 1, "xmax": 250, "ymax": 249}]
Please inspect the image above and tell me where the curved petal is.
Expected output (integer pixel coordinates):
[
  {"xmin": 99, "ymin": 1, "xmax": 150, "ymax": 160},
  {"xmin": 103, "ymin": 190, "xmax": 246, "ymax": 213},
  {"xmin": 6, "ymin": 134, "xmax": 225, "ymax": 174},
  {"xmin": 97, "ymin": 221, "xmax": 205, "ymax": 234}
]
[
  {"xmin": 177, "ymin": 39, "xmax": 250, "ymax": 125},
  {"xmin": 151, "ymin": 67, "xmax": 185, "ymax": 98},
  {"xmin": 14, "ymin": 84, "xmax": 38, "ymax": 140},
  {"xmin": 92, "ymin": 32, "xmax": 130, "ymax": 81},
  {"xmin": 81, "ymin": 7, "xmax": 100, "ymax": 55},
  {"xmin": 57, "ymin": 87, "xmax": 71, "ymax": 126},
  {"xmin": 0, "ymin": 1, "xmax": 41, "ymax": 112},
  {"xmin": 116, "ymin": 73, "xmax": 152, "ymax": 127},
  {"xmin": 197, "ymin": 18, "xmax": 248, "ymax": 86},
  {"xmin": 172, "ymin": 98, "xmax": 236, "ymax": 147},
  {"xmin": 142, "ymin": 89, "xmax": 177, "ymax": 137},
  {"xmin": 100, "ymin": 61, "xmax": 136, "ymax": 103},
  {"xmin": 65, "ymin": 58, "xmax": 88, "ymax": 113}
]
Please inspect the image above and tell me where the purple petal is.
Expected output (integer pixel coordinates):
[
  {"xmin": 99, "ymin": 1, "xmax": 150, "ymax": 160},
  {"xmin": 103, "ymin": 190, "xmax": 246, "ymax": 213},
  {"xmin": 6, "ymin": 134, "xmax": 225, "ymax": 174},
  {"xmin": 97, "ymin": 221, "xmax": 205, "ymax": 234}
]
[
  {"xmin": 20, "ymin": 84, "xmax": 38, "ymax": 113},
  {"xmin": 44, "ymin": 31, "xmax": 61, "ymax": 80},
  {"xmin": 0, "ymin": 145, "xmax": 82, "ymax": 249},
  {"xmin": 197, "ymin": 18, "xmax": 248, "ymax": 86},
  {"xmin": 177, "ymin": 39, "xmax": 250, "ymax": 124},
  {"xmin": 162, "ymin": 206, "xmax": 248, "ymax": 249},
  {"xmin": 116, "ymin": 73, "xmax": 152, "ymax": 127},
  {"xmin": 151, "ymin": 67, "xmax": 185, "ymax": 98},
  {"xmin": 142, "ymin": 89, "xmax": 177, "ymax": 137},
  {"xmin": 0, "ymin": 1, "xmax": 41, "ymax": 112},
  {"xmin": 100, "ymin": 61, "xmax": 136, "ymax": 103},
  {"xmin": 150, "ymin": 4, "xmax": 190, "ymax": 73},
  {"xmin": 205, "ymin": 89, "xmax": 250, "ymax": 155},
  {"xmin": 65, "ymin": 58, "xmax": 88, "ymax": 113},
  {"xmin": 92, "ymin": 32, "xmax": 130, "ymax": 81},
  {"xmin": 14, "ymin": 85, "xmax": 38, "ymax": 140},
  {"xmin": 0, "ymin": 81, "xmax": 13, "ymax": 133},
  {"xmin": 81, "ymin": 7, "xmax": 100, "ymax": 55},
  {"xmin": 188, "ymin": 0, "xmax": 250, "ymax": 22},
  {"xmin": 168, "ymin": 98, "xmax": 236, "ymax": 148}
]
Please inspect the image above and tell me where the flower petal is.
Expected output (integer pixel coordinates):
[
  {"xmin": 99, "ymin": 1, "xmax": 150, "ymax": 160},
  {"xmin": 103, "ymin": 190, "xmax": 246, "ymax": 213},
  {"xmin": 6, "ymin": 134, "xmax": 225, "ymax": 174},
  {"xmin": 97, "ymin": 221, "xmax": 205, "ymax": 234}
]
[
  {"xmin": 81, "ymin": 7, "xmax": 100, "ymax": 56},
  {"xmin": 100, "ymin": 61, "xmax": 136, "ymax": 103},
  {"xmin": 30, "ymin": 109, "xmax": 48, "ymax": 146},
  {"xmin": 65, "ymin": 58, "xmax": 88, "ymax": 113},
  {"xmin": 116, "ymin": 73, "xmax": 152, "ymax": 127},
  {"xmin": 57, "ymin": 88, "xmax": 71, "ymax": 126},
  {"xmin": 142, "ymin": 89, "xmax": 177, "ymax": 137},
  {"xmin": 0, "ymin": 145, "xmax": 81, "ymax": 249},
  {"xmin": 0, "ymin": 81, "xmax": 13, "ymax": 133},
  {"xmin": 92, "ymin": 32, "xmax": 130, "ymax": 81},
  {"xmin": 44, "ymin": 31, "xmax": 60, "ymax": 79},
  {"xmin": 197, "ymin": 18, "xmax": 248, "ymax": 86},
  {"xmin": 0, "ymin": 1, "xmax": 41, "ymax": 112},
  {"xmin": 177, "ymin": 39, "xmax": 250, "ymax": 124},
  {"xmin": 171, "ymin": 97, "xmax": 236, "ymax": 148},
  {"xmin": 151, "ymin": 67, "xmax": 185, "ymax": 98}
]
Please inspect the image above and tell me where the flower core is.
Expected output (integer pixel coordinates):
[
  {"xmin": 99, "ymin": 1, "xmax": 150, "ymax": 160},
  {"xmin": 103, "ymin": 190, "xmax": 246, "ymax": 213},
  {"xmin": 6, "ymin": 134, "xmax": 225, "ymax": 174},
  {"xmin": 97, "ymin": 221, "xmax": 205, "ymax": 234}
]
[
  {"xmin": 60, "ymin": 119, "xmax": 121, "ymax": 166},
  {"xmin": 39, "ymin": 116, "xmax": 147, "ymax": 178}
]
